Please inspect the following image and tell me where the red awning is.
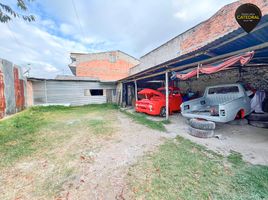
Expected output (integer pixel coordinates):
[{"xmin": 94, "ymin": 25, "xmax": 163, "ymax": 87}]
[{"xmin": 173, "ymin": 51, "xmax": 254, "ymax": 80}]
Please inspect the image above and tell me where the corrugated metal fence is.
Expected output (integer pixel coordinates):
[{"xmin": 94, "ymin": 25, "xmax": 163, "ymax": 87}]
[
  {"xmin": 0, "ymin": 59, "xmax": 26, "ymax": 119},
  {"xmin": 31, "ymin": 80, "xmax": 117, "ymax": 106}
]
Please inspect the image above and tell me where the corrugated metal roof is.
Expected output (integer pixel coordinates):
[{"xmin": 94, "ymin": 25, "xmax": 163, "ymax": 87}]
[
  {"xmin": 28, "ymin": 76, "xmax": 117, "ymax": 83},
  {"xmin": 55, "ymin": 75, "xmax": 99, "ymax": 81}
]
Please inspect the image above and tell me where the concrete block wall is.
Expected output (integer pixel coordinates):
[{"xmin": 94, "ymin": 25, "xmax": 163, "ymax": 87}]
[
  {"xmin": 0, "ymin": 58, "xmax": 26, "ymax": 119},
  {"xmin": 177, "ymin": 66, "xmax": 268, "ymax": 94}
]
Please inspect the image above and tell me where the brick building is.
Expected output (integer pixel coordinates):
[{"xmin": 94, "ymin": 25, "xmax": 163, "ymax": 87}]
[{"xmin": 69, "ymin": 50, "xmax": 140, "ymax": 81}]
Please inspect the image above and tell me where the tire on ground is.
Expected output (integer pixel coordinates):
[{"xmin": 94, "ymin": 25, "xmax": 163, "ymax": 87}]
[
  {"xmin": 227, "ymin": 118, "xmax": 248, "ymax": 125},
  {"xmin": 188, "ymin": 126, "xmax": 215, "ymax": 138},
  {"xmin": 189, "ymin": 118, "xmax": 216, "ymax": 130},
  {"xmin": 248, "ymin": 120, "xmax": 268, "ymax": 128},
  {"xmin": 246, "ymin": 113, "xmax": 268, "ymax": 121}
]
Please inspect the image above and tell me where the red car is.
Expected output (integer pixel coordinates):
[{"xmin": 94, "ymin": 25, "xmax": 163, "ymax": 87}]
[{"xmin": 135, "ymin": 87, "xmax": 183, "ymax": 117}]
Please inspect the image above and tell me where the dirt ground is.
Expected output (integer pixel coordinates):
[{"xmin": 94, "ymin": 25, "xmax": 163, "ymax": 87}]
[
  {"xmin": 165, "ymin": 113, "xmax": 268, "ymax": 165},
  {"xmin": 57, "ymin": 113, "xmax": 169, "ymax": 200},
  {"xmin": 0, "ymin": 110, "xmax": 169, "ymax": 200}
]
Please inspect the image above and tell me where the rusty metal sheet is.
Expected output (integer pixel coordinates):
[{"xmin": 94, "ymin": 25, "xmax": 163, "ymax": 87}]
[
  {"xmin": 14, "ymin": 67, "xmax": 25, "ymax": 111},
  {"xmin": 0, "ymin": 69, "xmax": 5, "ymax": 119}
]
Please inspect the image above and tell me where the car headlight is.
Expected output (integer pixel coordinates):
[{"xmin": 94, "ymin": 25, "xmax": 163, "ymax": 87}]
[{"xmin": 149, "ymin": 104, "xmax": 153, "ymax": 111}]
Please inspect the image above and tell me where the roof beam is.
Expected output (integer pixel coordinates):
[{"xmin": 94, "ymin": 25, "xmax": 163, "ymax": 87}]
[{"xmin": 122, "ymin": 42, "xmax": 268, "ymax": 83}]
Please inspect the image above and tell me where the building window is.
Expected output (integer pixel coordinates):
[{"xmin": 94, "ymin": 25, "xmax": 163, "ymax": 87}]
[{"xmin": 84, "ymin": 89, "xmax": 104, "ymax": 96}]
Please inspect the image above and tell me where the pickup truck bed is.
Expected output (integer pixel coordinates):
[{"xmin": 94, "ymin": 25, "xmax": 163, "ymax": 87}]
[{"xmin": 181, "ymin": 84, "xmax": 251, "ymax": 123}]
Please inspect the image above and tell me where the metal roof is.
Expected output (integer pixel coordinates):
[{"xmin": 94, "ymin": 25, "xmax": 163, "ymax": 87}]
[
  {"xmin": 122, "ymin": 14, "xmax": 268, "ymax": 82},
  {"xmin": 27, "ymin": 76, "xmax": 116, "ymax": 83}
]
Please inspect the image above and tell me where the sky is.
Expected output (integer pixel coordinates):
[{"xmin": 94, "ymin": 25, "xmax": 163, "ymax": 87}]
[{"xmin": 0, "ymin": 0, "xmax": 236, "ymax": 78}]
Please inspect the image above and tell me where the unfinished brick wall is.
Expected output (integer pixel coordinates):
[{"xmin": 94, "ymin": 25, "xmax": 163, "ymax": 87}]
[
  {"xmin": 181, "ymin": 0, "xmax": 268, "ymax": 54},
  {"xmin": 77, "ymin": 59, "xmax": 135, "ymax": 81},
  {"xmin": 72, "ymin": 51, "xmax": 139, "ymax": 81},
  {"xmin": 177, "ymin": 66, "xmax": 268, "ymax": 94}
]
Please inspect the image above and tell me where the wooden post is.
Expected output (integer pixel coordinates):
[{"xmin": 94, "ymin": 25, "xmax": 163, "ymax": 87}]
[
  {"xmin": 165, "ymin": 71, "xmax": 169, "ymax": 120},
  {"xmin": 120, "ymin": 82, "xmax": 123, "ymax": 106},
  {"xmin": 134, "ymin": 80, "xmax": 138, "ymax": 102}
]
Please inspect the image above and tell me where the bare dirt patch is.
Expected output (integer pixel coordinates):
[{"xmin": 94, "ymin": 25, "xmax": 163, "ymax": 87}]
[
  {"xmin": 57, "ymin": 112, "xmax": 168, "ymax": 200},
  {"xmin": 166, "ymin": 113, "xmax": 268, "ymax": 165}
]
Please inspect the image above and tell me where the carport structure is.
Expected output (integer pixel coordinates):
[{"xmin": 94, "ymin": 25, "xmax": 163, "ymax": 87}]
[{"xmin": 121, "ymin": 13, "xmax": 268, "ymax": 119}]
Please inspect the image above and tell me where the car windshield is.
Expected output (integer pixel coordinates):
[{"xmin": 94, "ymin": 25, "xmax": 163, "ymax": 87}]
[{"xmin": 208, "ymin": 86, "xmax": 239, "ymax": 94}]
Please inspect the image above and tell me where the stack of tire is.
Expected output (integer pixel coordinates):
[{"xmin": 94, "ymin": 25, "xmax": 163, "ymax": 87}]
[
  {"xmin": 247, "ymin": 113, "xmax": 268, "ymax": 128},
  {"xmin": 188, "ymin": 118, "xmax": 216, "ymax": 138}
]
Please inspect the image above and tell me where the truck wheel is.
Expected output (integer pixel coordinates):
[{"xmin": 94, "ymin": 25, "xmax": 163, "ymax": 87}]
[
  {"xmin": 227, "ymin": 118, "xmax": 248, "ymax": 125},
  {"xmin": 160, "ymin": 107, "xmax": 166, "ymax": 117},
  {"xmin": 188, "ymin": 126, "xmax": 214, "ymax": 138},
  {"xmin": 248, "ymin": 121, "xmax": 268, "ymax": 128},
  {"xmin": 246, "ymin": 113, "xmax": 268, "ymax": 121},
  {"xmin": 189, "ymin": 118, "xmax": 216, "ymax": 130}
]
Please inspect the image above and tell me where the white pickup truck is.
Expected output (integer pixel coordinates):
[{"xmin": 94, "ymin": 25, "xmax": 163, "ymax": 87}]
[{"xmin": 181, "ymin": 84, "xmax": 251, "ymax": 123}]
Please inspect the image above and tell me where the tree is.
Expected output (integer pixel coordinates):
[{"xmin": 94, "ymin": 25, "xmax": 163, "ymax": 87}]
[{"xmin": 0, "ymin": 0, "xmax": 35, "ymax": 23}]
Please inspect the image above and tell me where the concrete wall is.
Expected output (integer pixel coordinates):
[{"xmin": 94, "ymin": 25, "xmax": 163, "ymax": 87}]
[
  {"xmin": 31, "ymin": 80, "xmax": 117, "ymax": 106},
  {"xmin": 130, "ymin": 36, "xmax": 183, "ymax": 75},
  {"xmin": 130, "ymin": 0, "xmax": 268, "ymax": 75},
  {"xmin": 0, "ymin": 58, "xmax": 26, "ymax": 119},
  {"xmin": 177, "ymin": 66, "xmax": 268, "ymax": 94}
]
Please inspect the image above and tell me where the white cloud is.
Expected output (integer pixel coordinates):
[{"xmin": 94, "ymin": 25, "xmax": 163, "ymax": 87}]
[
  {"xmin": 0, "ymin": 18, "xmax": 91, "ymax": 78},
  {"xmin": 0, "ymin": 0, "xmax": 236, "ymax": 78},
  {"xmin": 174, "ymin": 10, "xmax": 188, "ymax": 20},
  {"xmin": 44, "ymin": 65, "xmax": 58, "ymax": 73},
  {"xmin": 60, "ymin": 23, "xmax": 75, "ymax": 35}
]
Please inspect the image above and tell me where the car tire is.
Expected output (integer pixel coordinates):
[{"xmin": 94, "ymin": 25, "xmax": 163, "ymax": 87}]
[
  {"xmin": 227, "ymin": 118, "xmax": 248, "ymax": 125},
  {"xmin": 246, "ymin": 113, "xmax": 268, "ymax": 121},
  {"xmin": 160, "ymin": 107, "xmax": 166, "ymax": 117},
  {"xmin": 248, "ymin": 120, "xmax": 268, "ymax": 128},
  {"xmin": 188, "ymin": 126, "xmax": 214, "ymax": 138},
  {"xmin": 189, "ymin": 118, "xmax": 216, "ymax": 130}
]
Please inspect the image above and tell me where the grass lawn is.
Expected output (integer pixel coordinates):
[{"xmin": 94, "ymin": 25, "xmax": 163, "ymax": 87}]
[
  {"xmin": 120, "ymin": 109, "xmax": 168, "ymax": 131},
  {"xmin": 0, "ymin": 104, "xmax": 120, "ymax": 199},
  {"xmin": 0, "ymin": 104, "xmax": 118, "ymax": 168},
  {"xmin": 127, "ymin": 136, "xmax": 268, "ymax": 200}
]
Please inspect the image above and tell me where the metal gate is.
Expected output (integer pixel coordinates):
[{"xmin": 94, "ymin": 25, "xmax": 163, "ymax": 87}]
[
  {"xmin": 14, "ymin": 68, "xmax": 25, "ymax": 111},
  {"xmin": 0, "ymin": 70, "xmax": 5, "ymax": 119}
]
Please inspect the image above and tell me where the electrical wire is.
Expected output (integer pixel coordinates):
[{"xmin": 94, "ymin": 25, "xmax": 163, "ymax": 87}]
[{"xmin": 71, "ymin": 0, "xmax": 86, "ymax": 40}]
